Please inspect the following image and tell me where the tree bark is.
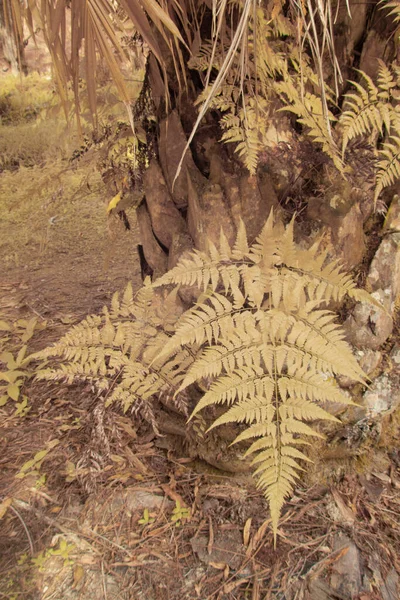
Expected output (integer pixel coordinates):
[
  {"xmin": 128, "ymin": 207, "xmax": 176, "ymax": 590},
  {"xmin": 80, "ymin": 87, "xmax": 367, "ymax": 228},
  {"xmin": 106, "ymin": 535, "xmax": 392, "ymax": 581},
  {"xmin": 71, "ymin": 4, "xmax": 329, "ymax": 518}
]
[
  {"xmin": 0, "ymin": 1, "xmax": 27, "ymax": 74},
  {"xmin": 137, "ymin": 61, "xmax": 280, "ymax": 283}
]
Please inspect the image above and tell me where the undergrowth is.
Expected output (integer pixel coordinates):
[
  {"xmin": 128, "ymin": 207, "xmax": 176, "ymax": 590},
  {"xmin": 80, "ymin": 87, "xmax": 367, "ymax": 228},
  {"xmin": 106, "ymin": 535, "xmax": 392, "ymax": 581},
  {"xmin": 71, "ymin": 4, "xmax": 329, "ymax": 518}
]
[
  {"xmin": 0, "ymin": 73, "xmax": 141, "ymax": 268},
  {"xmin": 0, "ymin": 73, "xmax": 57, "ymax": 125}
]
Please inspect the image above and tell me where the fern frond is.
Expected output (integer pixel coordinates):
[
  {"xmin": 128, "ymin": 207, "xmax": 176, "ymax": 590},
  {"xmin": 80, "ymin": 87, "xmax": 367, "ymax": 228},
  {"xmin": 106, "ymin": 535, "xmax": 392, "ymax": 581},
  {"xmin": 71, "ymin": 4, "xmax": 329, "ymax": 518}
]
[
  {"xmin": 340, "ymin": 64, "xmax": 400, "ymax": 155},
  {"xmin": 379, "ymin": 0, "xmax": 400, "ymax": 24},
  {"xmin": 35, "ymin": 282, "xmax": 192, "ymax": 418},
  {"xmin": 159, "ymin": 211, "xmax": 373, "ymax": 542},
  {"xmin": 276, "ymin": 79, "xmax": 343, "ymax": 171},
  {"xmin": 375, "ymin": 134, "xmax": 400, "ymax": 202},
  {"xmin": 155, "ymin": 224, "xmax": 249, "ymax": 307},
  {"xmin": 39, "ymin": 212, "xmax": 377, "ymax": 541}
]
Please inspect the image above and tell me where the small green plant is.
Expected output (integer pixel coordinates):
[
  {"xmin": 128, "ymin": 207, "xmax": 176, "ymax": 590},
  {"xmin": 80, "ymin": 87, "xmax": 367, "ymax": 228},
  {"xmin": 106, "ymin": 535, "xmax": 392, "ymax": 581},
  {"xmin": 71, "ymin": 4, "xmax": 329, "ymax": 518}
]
[
  {"xmin": 15, "ymin": 439, "xmax": 59, "ymax": 480},
  {"xmin": 0, "ymin": 345, "xmax": 30, "ymax": 408},
  {"xmin": 0, "ymin": 318, "xmax": 47, "ymax": 415},
  {"xmin": 138, "ymin": 508, "xmax": 155, "ymax": 526},
  {"xmin": 31, "ymin": 538, "xmax": 75, "ymax": 572},
  {"xmin": 170, "ymin": 501, "xmax": 191, "ymax": 527}
]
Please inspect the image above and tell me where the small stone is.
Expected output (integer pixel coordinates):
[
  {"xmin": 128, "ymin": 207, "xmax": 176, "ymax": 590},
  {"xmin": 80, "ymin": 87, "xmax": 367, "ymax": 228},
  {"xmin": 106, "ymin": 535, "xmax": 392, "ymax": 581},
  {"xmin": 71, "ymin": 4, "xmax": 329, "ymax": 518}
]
[
  {"xmin": 381, "ymin": 568, "xmax": 400, "ymax": 600},
  {"xmin": 344, "ymin": 290, "xmax": 393, "ymax": 350},
  {"xmin": 338, "ymin": 349, "xmax": 382, "ymax": 387},
  {"xmin": 359, "ymin": 349, "xmax": 383, "ymax": 375},
  {"xmin": 390, "ymin": 345, "xmax": 400, "ymax": 368},
  {"xmin": 367, "ymin": 233, "xmax": 400, "ymax": 304},
  {"xmin": 330, "ymin": 534, "xmax": 362, "ymax": 599},
  {"xmin": 103, "ymin": 489, "xmax": 173, "ymax": 516},
  {"xmin": 383, "ymin": 194, "xmax": 400, "ymax": 233},
  {"xmin": 344, "ymin": 231, "xmax": 400, "ymax": 350},
  {"xmin": 363, "ymin": 374, "xmax": 400, "ymax": 416}
]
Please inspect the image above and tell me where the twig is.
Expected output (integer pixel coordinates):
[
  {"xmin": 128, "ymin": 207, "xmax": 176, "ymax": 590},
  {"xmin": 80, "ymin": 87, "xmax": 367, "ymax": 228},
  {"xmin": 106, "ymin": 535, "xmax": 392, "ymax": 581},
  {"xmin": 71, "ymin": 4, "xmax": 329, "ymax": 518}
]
[
  {"xmin": 9, "ymin": 505, "xmax": 34, "ymax": 555},
  {"xmin": 101, "ymin": 560, "xmax": 108, "ymax": 600}
]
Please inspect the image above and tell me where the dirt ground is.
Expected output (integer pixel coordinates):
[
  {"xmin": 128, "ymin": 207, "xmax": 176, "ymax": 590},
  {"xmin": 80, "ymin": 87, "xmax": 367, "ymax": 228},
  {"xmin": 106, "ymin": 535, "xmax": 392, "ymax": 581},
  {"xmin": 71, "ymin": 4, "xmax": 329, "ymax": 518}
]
[{"xmin": 1, "ymin": 68, "xmax": 400, "ymax": 600}]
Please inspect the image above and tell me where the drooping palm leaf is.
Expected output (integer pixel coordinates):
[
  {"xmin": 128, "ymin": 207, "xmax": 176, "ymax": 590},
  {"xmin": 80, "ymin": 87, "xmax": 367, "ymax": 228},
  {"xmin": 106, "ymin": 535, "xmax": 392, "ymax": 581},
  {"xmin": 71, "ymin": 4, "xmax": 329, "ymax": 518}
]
[{"xmin": 4, "ymin": 0, "xmax": 345, "ymax": 175}]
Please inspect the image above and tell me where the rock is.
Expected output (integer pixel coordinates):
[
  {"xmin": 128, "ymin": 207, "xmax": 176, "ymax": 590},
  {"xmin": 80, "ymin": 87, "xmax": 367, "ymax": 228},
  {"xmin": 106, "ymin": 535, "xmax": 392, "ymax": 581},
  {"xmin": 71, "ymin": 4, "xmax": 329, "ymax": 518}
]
[
  {"xmin": 344, "ymin": 232, "xmax": 400, "ymax": 349},
  {"xmin": 368, "ymin": 554, "xmax": 400, "ymax": 600},
  {"xmin": 190, "ymin": 530, "xmax": 244, "ymax": 569},
  {"xmin": 329, "ymin": 534, "xmax": 362, "ymax": 599},
  {"xmin": 391, "ymin": 345, "xmax": 400, "ymax": 368},
  {"xmin": 302, "ymin": 534, "xmax": 363, "ymax": 600},
  {"xmin": 381, "ymin": 569, "xmax": 400, "ymax": 600},
  {"xmin": 37, "ymin": 533, "xmax": 122, "ymax": 600},
  {"xmin": 344, "ymin": 290, "xmax": 393, "ymax": 350},
  {"xmin": 367, "ymin": 233, "xmax": 400, "ymax": 304},
  {"xmin": 359, "ymin": 349, "xmax": 383, "ymax": 376},
  {"xmin": 143, "ymin": 160, "xmax": 187, "ymax": 249},
  {"xmin": 383, "ymin": 195, "xmax": 400, "ymax": 233},
  {"xmin": 101, "ymin": 489, "xmax": 173, "ymax": 516},
  {"xmin": 338, "ymin": 349, "xmax": 382, "ymax": 388},
  {"xmin": 362, "ymin": 373, "xmax": 400, "ymax": 416},
  {"xmin": 182, "ymin": 567, "xmax": 207, "ymax": 594},
  {"xmin": 136, "ymin": 202, "xmax": 168, "ymax": 277},
  {"xmin": 305, "ymin": 579, "xmax": 344, "ymax": 600}
]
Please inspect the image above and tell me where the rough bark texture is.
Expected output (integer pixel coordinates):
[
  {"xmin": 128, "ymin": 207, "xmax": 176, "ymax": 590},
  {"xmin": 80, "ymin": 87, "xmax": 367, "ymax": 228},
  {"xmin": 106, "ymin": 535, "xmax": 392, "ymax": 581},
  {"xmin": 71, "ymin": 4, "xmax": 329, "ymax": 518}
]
[
  {"xmin": 143, "ymin": 159, "xmax": 187, "ymax": 249},
  {"xmin": 136, "ymin": 202, "xmax": 168, "ymax": 277},
  {"xmin": 158, "ymin": 109, "xmax": 205, "ymax": 209},
  {"xmin": 0, "ymin": 2, "xmax": 26, "ymax": 74},
  {"xmin": 138, "ymin": 109, "xmax": 281, "ymax": 278}
]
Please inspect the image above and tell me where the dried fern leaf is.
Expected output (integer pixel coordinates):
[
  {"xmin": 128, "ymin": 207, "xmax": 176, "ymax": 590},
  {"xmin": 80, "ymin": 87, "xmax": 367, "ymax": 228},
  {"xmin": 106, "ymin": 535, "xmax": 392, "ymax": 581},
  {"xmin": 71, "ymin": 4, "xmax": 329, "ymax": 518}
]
[
  {"xmin": 340, "ymin": 63, "xmax": 400, "ymax": 161},
  {"xmin": 160, "ymin": 211, "xmax": 373, "ymax": 543},
  {"xmin": 375, "ymin": 134, "xmax": 400, "ymax": 203},
  {"xmin": 37, "ymin": 211, "xmax": 377, "ymax": 543},
  {"xmin": 34, "ymin": 281, "xmax": 191, "ymax": 418}
]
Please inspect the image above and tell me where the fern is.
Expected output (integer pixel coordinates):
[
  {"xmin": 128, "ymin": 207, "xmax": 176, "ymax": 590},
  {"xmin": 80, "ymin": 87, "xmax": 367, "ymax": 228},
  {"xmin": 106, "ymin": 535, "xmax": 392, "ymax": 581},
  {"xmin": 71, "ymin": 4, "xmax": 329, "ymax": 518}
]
[
  {"xmin": 340, "ymin": 64, "xmax": 399, "ymax": 153},
  {"xmin": 340, "ymin": 61, "xmax": 400, "ymax": 200},
  {"xmin": 375, "ymin": 134, "xmax": 400, "ymax": 203},
  {"xmin": 275, "ymin": 78, "xmax": 343, "ymax": 171},
  {"xmin": 35, "ymin": 281, "xmax": 192, "ymax": 419},
  {"xmin": 155, "ymin": 212, "xmax": 371, "ymax": 542},
  {"xmin": 379, "ymin": 0, "xmax": 400, "ymax": 27},
  {"xmin": 37, "ymin": 213, "xmax": 375, "ymax": 542},
  {"xmin": 188, "ymin": 7, "xmax": 294, "ymax": 174},
  {"xmin": 189, "ymin": 4, "xmax": 346, "ymax": 175},
  {"xmin": 219, "ymin": 97, "xmax": 271, "ymax": 174}
]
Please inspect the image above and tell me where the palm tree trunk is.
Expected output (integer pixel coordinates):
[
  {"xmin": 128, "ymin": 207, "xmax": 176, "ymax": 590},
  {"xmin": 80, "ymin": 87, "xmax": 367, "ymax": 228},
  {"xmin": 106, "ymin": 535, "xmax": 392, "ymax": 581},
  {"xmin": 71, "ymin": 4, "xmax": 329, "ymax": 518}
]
[
  {"xmin": 136, "ymin": 58, "xmax": 280, "ymax": 284},
  {"xmin": 0, "ymin": 1, "xmax": 26, "ymax": 74}
]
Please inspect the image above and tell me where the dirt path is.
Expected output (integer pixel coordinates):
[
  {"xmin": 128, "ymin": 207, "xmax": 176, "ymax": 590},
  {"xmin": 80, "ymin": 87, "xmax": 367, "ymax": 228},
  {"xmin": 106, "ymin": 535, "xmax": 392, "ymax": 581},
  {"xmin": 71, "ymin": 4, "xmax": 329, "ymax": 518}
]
[{"xmin": 0, "ymin": 172, "xmax": 142, "ymax": 347}]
